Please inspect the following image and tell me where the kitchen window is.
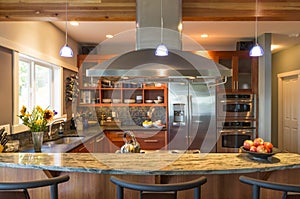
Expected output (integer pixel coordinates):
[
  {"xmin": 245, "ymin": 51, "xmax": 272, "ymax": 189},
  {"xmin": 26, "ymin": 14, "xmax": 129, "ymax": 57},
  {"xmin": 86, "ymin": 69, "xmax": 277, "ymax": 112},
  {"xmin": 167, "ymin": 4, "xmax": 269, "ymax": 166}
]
[{"xmin": 15, "ymin": 53, "xmax": 62, "ymax": 126}]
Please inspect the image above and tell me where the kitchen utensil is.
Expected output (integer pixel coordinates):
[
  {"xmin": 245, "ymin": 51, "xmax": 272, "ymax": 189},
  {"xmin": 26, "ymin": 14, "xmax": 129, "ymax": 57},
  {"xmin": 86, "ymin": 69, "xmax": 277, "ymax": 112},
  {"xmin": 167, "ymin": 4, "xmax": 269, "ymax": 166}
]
[{"xmin": 120, "ymin": 131, "xmax": 140, "ymax": 153}]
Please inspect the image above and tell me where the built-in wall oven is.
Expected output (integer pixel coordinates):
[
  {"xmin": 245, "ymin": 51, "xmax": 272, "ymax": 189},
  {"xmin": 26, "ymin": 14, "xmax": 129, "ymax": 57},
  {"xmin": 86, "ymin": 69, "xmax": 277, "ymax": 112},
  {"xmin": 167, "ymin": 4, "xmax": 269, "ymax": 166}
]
[
  {"xmin": 217, "ymin": 120, "xmax": 256, "ymax": 152},
  {"xmin": 217, "ymin": 94, "xmax": 255, "ymax": 118},
  {"xmin": 216, "ymin": 93, "xmax": 257, "ymax": 152}
]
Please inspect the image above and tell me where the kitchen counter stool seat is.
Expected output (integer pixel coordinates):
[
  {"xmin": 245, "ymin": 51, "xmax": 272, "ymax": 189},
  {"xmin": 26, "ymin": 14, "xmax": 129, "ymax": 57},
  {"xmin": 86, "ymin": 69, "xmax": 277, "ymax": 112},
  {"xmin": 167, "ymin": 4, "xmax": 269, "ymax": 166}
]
[
  {"xmin": 239, "ymin": 175, "xmax": 300, "ymax": 199},
  {"xmin": 110, "ymin": 176, "xmax": 207, "ymax": 199},
  {"xmin": 0, "ymin": 175, "xmax": 70, "ymax": 199}
]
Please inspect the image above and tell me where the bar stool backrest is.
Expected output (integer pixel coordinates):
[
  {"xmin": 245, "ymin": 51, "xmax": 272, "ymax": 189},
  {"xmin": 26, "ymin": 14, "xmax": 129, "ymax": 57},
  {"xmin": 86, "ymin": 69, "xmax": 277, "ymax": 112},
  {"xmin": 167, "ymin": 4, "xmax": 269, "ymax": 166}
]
[
  {"xmin": 239, "ymin": 175, "xmax": 300, "ymax": 199},
  {"xmin": 0, "ymin": 175, "xmax": 70, "ymax": 199},
  {"xmin": 110, "ymin": 176, "xmax": 207, "ymax": 199}
]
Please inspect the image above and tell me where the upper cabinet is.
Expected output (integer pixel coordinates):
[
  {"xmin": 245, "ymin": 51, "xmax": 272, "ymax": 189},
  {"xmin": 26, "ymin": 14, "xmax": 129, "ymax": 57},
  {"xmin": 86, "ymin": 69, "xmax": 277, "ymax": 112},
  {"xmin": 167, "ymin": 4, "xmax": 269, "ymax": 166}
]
[{"xmin": 208, "ymin": 51, "xmax": 258, "ymax": 93}]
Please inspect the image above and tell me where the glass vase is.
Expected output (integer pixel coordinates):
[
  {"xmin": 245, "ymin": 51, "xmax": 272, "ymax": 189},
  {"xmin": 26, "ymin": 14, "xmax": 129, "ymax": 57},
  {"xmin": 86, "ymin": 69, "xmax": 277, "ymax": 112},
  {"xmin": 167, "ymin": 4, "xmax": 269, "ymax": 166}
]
[{"xmin": 32, "ymin": 131, "xmax": 44, "ymax": 152}]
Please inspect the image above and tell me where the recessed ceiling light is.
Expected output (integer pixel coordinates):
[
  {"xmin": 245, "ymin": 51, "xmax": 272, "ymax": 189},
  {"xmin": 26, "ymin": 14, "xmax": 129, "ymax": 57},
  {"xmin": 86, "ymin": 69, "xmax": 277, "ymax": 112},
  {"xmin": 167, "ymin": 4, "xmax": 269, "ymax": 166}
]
[
  {"xmin": 271, "ymin": 44, "xmax": 281, "ymax": 51},
  {"xmin": 70, "ymin": 21, "xmax": 79, "ymax": 26},
  {"xmin": 288, "ymin": 33, "xmax": 299, "ymax": 38},
  {"xmin": 106, "ymin": 34, "xmax": 114, "ymax": 39},
  {"xmin": 200, "ymin": 34, "xmax": 208, "ymax": 38}
]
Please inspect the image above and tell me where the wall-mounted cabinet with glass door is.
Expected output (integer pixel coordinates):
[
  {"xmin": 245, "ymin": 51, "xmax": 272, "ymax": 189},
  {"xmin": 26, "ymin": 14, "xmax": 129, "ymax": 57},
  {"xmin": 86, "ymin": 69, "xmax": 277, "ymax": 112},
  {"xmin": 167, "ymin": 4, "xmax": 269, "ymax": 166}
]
[{"xmin": 208, "ymin": 51, "xmax": 258, "ymax": 94}]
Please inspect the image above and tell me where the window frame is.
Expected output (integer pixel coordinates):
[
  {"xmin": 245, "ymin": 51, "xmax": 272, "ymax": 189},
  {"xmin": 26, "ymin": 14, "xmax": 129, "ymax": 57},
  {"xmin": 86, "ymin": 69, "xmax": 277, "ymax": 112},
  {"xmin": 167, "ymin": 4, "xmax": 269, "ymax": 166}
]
[{"xmin": 13, "ymin": 53, "xmax": 63, "ymax": 133}]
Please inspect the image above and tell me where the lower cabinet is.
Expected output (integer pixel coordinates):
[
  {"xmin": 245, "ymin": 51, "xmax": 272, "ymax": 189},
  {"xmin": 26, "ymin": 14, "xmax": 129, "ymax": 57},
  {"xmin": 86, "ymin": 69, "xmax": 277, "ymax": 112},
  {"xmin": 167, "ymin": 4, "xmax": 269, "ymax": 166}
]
[
  {"xmin": 68, "ymin": 131, "xmax": 168, "ymax": 153},
  {"xmin": 68, "ymin": 138, "xmax": 95, "ymax": 153},
  {"xmin": 104, "ymin": 130, "xmax": 168, "ymax": 152}
]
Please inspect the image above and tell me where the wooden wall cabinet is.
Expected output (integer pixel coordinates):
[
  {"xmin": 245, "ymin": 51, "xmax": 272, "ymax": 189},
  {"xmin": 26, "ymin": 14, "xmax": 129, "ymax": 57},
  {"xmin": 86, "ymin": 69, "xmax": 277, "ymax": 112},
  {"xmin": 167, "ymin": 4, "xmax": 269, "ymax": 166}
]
[
  {"xmin": 77, "ymin": 55, "xmax": 168, "ymax": 107},
  {"xmin": 208, "ymin": 50, "xmax": 258, "ymax": 93}
]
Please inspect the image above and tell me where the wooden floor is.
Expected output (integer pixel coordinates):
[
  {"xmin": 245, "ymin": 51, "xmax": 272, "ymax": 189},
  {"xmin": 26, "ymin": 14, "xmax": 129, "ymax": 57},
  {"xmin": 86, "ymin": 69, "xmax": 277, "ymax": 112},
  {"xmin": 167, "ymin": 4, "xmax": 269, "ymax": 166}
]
[{"xmin": 0, "ymin": 167, "xmax": 299, "ymax": 199}]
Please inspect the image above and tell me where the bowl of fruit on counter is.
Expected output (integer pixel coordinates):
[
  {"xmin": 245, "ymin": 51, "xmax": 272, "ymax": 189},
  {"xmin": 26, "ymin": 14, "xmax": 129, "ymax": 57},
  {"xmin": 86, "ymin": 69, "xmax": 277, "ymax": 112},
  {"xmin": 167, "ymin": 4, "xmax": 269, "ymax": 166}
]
[
  {"xmin": 240, "ymin": 138, "xmax": 280, "ymax": 160},
  {"xmin": 142, "ymin": 120, "xmax": 153, "ymax": 128}
]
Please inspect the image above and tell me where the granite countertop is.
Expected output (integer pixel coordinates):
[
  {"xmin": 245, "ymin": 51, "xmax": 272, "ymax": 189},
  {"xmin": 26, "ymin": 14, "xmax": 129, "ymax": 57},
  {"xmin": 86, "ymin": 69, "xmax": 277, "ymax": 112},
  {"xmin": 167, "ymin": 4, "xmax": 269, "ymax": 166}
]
[
  {"xmin": 0, "ymin": 151, "xmax": 299, "ymax": 175},
  {"xmin": 102, "ymin": 125, "xmax": 167, "ymax": 131},
  {"xmin": 19, "ymin": 126, "xmax": 103, "ymax": 153}
]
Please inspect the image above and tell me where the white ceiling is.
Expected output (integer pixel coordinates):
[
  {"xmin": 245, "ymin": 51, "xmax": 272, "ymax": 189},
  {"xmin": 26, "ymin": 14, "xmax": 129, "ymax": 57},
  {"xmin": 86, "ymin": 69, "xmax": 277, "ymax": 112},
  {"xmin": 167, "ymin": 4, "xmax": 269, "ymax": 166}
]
[{"xmin": 52, "ymin": 21, "xmax": 300, "ymax": 53}]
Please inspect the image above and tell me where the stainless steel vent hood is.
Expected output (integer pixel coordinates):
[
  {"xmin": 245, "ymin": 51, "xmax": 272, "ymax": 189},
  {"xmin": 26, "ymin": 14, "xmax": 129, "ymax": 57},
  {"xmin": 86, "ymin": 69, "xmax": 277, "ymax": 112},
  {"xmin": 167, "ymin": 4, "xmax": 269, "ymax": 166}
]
[{"xmin": 86, "ymin": 0, "xmax": 231, "ymax": 79}]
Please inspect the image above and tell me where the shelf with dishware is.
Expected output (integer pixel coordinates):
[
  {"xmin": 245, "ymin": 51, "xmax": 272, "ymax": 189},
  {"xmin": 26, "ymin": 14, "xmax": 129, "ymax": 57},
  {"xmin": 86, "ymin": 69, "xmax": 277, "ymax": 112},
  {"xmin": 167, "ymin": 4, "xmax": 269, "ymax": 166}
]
[{"xmin": 78, "ymin": 80, "xmax": 168, "ymax": 107}]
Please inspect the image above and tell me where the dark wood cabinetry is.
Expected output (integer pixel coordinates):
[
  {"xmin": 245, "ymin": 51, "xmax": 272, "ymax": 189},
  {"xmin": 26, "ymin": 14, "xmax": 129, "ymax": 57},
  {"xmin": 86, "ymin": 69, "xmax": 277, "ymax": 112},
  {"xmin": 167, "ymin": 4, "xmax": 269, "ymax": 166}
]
[
  {"xmin": 77, "ymin": 55, "xmax": 168, "ymax": 107},
  {"xmin": 104, "ymin": 130, "xmax": 167, "ymax": 152},
  {"xmin": 68, "ymin": 137, "xmax": 96, "ymax": 153},
  {"xmin": 208, "ymin": 50, "xmax": 258, "ymax": 93}
]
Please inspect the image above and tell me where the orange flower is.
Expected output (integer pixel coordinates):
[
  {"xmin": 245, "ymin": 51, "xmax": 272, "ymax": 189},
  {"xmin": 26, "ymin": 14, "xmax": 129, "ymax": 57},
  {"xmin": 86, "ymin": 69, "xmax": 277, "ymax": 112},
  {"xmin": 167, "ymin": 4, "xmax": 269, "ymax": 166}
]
[{"xmin": 20, "ymin": 105, "xmax": 26, "ymax": 116}]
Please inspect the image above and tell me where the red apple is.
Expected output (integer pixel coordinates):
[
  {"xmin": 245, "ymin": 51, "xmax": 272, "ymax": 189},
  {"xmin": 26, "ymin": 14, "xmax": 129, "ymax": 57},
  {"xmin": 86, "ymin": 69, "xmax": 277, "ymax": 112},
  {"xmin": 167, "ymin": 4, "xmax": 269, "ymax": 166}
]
[
  {"xmin": 264, "ymin": 142, "xmax": 273, "ymax": 153},
  {"xmin": 243, "ymin": 140, "xmax": 254, "ymax": 150},
  {"xmin": 256, "ymin": 145, "xmax": 267, "ymax": 153},
  {"xmin": 253, "ymin": 138, "xmax": 264, "ymax": 147},
  {"xmin": 250, "ymin": 146, "xmax": 257, "ymax": 152},
  {"xmin": 264, "ymin": 142, "xmax": 273, "ymax": 149}
]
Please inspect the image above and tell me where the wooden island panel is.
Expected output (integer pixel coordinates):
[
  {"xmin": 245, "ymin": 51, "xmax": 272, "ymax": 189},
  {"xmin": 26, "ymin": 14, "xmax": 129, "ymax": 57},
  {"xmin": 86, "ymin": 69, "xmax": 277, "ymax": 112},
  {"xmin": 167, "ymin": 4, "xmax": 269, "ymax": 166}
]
[{"xmin": 0, "ymin": 167, "xmax": 299, "ymax": 199}]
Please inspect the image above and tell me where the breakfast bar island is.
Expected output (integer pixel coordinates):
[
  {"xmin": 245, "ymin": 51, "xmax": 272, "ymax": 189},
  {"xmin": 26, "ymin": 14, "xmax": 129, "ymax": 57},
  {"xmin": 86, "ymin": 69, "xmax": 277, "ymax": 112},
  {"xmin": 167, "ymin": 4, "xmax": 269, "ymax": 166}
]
[{"xmin": 0, "ymin": 152, "xmax": 299, "ymax": 199}]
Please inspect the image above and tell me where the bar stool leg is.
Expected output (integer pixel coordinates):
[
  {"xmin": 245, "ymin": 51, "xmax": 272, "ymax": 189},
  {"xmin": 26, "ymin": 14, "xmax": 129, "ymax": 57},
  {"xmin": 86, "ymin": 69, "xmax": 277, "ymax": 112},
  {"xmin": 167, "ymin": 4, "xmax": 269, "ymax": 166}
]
[
  {"xmin": 253, "ymin": 185, "xmax": 260, "ymax": 199},
  {"xmin": 194, "ymin": 187, "xmax": 200, "ymax": 199},
  {"xmin": 116, "ymin": 185, "xmax": 124, "ymax": 199}
]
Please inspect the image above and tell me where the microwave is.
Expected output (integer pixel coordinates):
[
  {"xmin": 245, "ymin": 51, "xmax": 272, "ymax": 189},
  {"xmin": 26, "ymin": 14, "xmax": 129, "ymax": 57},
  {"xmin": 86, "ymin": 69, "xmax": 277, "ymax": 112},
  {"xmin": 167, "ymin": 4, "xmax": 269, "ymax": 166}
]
[{"xmin": 217, "ymin": 94, "xmax": 255, "ymax": 118}]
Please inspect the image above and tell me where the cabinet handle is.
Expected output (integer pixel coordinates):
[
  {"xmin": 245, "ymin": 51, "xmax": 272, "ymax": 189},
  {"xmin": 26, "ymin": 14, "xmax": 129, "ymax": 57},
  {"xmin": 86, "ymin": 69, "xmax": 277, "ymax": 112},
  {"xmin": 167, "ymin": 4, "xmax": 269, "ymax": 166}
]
[
  {"xmin": 144, "ymin": 140, "xmax": 159, "ymax": 143},
  {"xmin": 96, "ymin": 135, "xmax": 105, "ymax": 143},
  {"xmin": 236, "ymin": 81, "xmax": 239, "ymax": 90}
]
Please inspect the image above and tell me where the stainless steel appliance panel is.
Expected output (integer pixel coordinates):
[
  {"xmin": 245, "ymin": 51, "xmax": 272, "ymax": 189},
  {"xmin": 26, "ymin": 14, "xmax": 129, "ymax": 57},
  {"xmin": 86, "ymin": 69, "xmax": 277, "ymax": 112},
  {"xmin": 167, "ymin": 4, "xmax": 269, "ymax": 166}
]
[
  {"xmin": 217, "ymin": 94, "xmax": 255, "ymax": 118},
  {"xmin": 168, "ymin": 80, "xmax": 216, "ymax": 152}
]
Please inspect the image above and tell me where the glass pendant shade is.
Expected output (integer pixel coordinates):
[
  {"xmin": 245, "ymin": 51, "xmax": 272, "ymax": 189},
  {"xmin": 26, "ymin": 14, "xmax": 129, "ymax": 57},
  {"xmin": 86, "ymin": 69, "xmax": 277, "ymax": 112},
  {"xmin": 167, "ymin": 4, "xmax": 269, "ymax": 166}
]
[
  {"xmin": 60, "ymin": 44, "xmax": 74, "ymax": 57},
  {"xmin": 249, "ymin": 44, "xmax": 264, "ymax": 57},
  {"xmin": 155, "ymin": 44, "xmax": 168, "ymax": 56}
]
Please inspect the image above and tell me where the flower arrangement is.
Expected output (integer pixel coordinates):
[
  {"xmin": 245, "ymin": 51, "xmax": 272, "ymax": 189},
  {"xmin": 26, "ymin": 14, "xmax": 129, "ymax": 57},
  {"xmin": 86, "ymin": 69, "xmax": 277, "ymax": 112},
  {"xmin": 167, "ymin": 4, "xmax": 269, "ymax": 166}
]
[{"xmin": 18, "ymin": 105, "xmax": 57, "ymax": 132}]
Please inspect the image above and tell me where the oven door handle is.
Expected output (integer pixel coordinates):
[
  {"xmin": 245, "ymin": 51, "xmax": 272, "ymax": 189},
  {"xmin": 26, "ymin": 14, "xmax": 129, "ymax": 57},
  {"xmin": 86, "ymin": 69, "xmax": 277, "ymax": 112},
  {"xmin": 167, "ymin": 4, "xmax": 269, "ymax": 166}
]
[
  {"xmin": 219, "ymin": 129, "xmax": 255, "ymax": 133},
  {"xmin": 219, "ymin": 99, "xmax": 253, "ymax": 103}
]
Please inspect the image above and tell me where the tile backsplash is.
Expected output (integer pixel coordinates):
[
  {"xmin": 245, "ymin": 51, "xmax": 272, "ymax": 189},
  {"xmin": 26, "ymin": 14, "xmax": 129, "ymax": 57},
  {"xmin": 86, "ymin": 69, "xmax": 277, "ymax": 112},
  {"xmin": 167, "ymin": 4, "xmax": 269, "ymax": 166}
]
[{"xmin": 77, "ymin": 106, "xmax": 166, "ymax": 126}]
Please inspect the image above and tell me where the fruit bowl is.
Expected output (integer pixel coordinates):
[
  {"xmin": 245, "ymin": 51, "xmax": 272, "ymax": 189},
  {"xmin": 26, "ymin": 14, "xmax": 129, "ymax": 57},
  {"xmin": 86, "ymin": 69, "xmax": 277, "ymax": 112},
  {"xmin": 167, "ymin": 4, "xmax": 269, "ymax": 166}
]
[
  {"xmin": 142, "ymin": 123, "xmax": 152, "ymax": 128},
  {"xmin": 240, "ymin": 146, "xmax": 280, "ymax": 160}
]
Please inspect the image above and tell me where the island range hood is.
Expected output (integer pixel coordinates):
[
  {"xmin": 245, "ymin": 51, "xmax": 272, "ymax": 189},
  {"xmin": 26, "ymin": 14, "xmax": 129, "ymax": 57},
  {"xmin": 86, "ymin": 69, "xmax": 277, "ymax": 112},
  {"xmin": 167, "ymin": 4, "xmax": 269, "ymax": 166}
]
[{"xmin": 86, "ymin": 0, "xmax": 231, "ymax": 79}]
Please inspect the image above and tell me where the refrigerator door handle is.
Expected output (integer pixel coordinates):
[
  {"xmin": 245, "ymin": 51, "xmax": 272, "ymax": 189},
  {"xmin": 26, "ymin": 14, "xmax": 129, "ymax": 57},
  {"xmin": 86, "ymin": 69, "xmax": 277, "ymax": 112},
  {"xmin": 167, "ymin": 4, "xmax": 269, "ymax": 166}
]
[{"xmin": 188, "ymin": 95, "xmax": 193, "ymax": 147}]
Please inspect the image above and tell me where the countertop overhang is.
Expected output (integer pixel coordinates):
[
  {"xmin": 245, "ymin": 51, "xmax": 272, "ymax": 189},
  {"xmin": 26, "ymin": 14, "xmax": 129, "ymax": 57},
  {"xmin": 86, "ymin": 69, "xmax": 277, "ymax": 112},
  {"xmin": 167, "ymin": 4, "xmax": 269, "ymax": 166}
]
[{"xmin": 0, "ymin": 152, "xmax": 299, "ymax": 175}]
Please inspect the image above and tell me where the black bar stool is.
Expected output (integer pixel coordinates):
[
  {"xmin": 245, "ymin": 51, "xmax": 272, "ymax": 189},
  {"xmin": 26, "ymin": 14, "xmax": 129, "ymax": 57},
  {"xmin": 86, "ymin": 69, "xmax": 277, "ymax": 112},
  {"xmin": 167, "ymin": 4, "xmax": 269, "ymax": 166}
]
[
  {"xmin": 0, "ymin": 175, "xmax": 70, "ymax": 199},
  {"xmin": 239, "ymin": 175, "xmax": 300, "ymax": 199},
  {"xmin": 110, "ymin": 176, "xmax": 207, "ymax": 199}
]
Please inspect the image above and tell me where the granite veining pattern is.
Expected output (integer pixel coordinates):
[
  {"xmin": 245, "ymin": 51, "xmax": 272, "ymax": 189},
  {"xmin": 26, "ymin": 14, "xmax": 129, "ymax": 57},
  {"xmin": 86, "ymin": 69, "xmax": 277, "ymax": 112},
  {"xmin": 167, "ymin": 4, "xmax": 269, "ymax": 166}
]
[{"xmin": 0, "ymin": 152, "xmax": 299, "ymax": 175}]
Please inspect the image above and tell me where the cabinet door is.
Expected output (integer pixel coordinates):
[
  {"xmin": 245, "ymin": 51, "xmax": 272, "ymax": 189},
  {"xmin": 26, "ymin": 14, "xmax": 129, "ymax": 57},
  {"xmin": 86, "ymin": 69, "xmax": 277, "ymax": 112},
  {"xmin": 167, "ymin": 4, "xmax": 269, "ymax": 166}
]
[
  {"xmin": 133, "ymin": 130, "xmax": 167, "ymax": 150},
  {"xmin": 209, "ymin": 51, "xmax": 258, "ymax": 93},
  {"xmin": 94, "ymin": 134, "xmax": 116, "ymax": 153}
]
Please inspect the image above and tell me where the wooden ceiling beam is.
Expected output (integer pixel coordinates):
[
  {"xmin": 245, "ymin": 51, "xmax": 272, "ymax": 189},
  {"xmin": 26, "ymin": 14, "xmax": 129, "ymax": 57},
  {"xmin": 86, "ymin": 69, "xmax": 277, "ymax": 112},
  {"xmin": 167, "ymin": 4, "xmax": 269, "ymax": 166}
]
[{"xmin": 1, "ymin": 1, "xmax": 300, "ymax": 21}]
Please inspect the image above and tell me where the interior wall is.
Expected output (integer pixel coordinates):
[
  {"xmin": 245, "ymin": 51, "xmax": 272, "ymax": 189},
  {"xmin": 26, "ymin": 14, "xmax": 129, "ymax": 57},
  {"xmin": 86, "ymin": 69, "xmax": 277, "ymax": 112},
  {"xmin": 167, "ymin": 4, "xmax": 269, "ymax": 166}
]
[
  {"xmin": 272, "ymin": 44, "xmax": 300, "ymax": 146},
  {"xmin": 0, "ymin": 22, "xmax": 78, "ymax": 71},
  {"xmin": 0, "ymin": 46, "xmax": 13, "ymax": 125}
]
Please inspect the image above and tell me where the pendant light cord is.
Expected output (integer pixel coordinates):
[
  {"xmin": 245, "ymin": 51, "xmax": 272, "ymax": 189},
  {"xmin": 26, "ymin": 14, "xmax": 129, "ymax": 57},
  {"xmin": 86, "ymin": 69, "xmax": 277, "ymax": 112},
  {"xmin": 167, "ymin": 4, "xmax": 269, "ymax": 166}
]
[
  {"xmin": 65, "ymin": 0, "xmax": 68, "ymax": 44},
  {"xmin": 254, "ymin": 0, "xmax": 258, "ymax": 44},
  {"xmin": 160, "ymin": 0, "xmax": 163, "ymax": 44}
]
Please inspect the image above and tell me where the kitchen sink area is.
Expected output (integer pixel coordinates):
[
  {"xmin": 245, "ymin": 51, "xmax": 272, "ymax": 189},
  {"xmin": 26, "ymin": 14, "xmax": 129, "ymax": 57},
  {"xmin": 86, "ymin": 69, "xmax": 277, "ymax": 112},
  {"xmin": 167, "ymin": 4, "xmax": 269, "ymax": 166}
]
[{"xmin": 43, "ymin": 136, "xmax": 85, "ymax": 145}]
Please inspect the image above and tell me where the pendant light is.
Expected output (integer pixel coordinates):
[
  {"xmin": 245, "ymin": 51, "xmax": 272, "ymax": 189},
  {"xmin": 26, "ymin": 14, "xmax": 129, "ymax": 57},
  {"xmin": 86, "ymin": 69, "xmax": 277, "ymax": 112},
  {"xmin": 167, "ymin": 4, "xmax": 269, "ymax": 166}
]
[
  {"xmin": 155, "ymin": 0, "xmax": 168, "ymax": 56},
  {"xmin": 249, "ymin": 0, "xmax": 264, "ymax": 57},
  {"xmin": 60, "ymin": 0, "xmax": 74, "ymax": 57}
]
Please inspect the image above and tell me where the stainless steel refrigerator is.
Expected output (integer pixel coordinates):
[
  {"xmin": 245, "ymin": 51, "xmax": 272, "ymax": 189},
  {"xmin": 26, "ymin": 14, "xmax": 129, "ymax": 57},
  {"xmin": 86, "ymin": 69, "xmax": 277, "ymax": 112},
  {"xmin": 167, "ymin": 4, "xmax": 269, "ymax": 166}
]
[{"xmin": 168, "ymin": 79, "xmax": 217, "ymax": 152}]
